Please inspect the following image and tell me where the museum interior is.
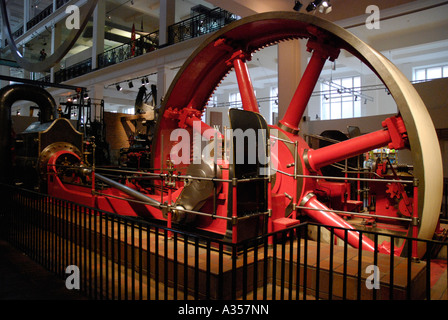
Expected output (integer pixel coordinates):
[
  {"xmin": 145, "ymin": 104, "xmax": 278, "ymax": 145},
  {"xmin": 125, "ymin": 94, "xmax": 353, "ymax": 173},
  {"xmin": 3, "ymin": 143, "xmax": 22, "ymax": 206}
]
[{"xmin": 0, "ymin": 0, "xmax": 447, "ymax": 302}]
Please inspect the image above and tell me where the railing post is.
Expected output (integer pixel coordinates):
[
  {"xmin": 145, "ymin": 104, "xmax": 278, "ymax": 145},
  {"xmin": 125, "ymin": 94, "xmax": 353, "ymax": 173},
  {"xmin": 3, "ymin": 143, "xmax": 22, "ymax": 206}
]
[
  {"xmin": 232, "ymin": 177, "xmax": 238, "ymax": 244},
  {"xmin": 412, "ymin": 178, "xmax": 419, "ymax": 260}
]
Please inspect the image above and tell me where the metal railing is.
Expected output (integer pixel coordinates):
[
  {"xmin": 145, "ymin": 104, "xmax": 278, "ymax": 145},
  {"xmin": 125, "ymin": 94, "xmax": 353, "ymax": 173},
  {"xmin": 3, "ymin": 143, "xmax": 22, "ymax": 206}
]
[
  {"xmin": 54, "ymin": 57, "xmax": 93, "ymax": 83},
  {"xmin": 9, "ymin": 0, "xmax": 70, "ymax": 41},
  {"xmin": 34, "ymin": 7, "xmax": 236, "ymax": 82},
  {"xmin": 1, "ymin": 182, "xmax": 447, "ymax": 300},
  {"xmin": 97, "ymin": 31, "xmax": 159, "ymax": 69},
  {"xmin": 168, "ymin": 7, "xmax": 239, "ymax": 45},
  {"xmin": 442, "ymin": 177, "xmax": 448, "ymax": 222}
]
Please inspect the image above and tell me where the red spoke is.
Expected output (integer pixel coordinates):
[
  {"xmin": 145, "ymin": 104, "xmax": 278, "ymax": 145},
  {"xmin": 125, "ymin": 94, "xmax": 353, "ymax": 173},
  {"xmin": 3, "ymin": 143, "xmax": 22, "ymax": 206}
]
[
  {"xmin": 279, "ymin": 38, "xmax": 340, "ymax": 132},
  {"xmin": 227, "ymin": 50, "xmax": 259, "ymax": 113}
]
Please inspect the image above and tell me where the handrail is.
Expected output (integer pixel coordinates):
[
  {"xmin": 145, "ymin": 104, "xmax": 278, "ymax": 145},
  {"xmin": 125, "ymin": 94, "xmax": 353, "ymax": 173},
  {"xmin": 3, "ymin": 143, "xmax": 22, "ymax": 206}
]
[{"xmin": 35, "ymin": 7, "xmax": 237, "ymax": 83}]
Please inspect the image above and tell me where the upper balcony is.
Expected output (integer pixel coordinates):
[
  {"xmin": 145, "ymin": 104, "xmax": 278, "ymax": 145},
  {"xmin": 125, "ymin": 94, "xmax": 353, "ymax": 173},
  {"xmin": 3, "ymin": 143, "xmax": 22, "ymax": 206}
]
[{"xmin": 1, "ymin": 1, "xmax": 239, "ymax": 84}]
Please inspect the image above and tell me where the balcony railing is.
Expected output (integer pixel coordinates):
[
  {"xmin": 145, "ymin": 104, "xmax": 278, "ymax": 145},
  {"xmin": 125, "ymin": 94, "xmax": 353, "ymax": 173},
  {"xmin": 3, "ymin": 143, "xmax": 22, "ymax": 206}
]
[
  {"xmin": 97, "ymin": 30, "xmax": 159, "ymax": 69},
  {"xmin": 168, "ymin": 7, "xmax": 239, "ymax": 45},
  {"xmin": 34, "ymin": 7, "xmax": 237, "ymax": 83},
  {"xmin": 6, "ymin": 0, "xmax": 71, "ymax": 46},
  {"xmin": 54, "ymin": 57, "xmax": 93, "ymax": 83}
]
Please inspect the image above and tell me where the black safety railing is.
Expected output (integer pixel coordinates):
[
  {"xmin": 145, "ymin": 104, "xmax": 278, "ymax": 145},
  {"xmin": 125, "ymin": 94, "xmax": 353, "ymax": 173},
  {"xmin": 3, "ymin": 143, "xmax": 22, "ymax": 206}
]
[
  {"xmin": 34, "ymin": 7, "xmax": 237, "ymax": 83},
  {"xmin": 54, "ymin": 57, "xmax": 93, "ymax": 83},
  {"xmin": 442, "ymin": 177, "xmax": 448, "ymax": 222},
  {"xmin": 26, "ymin": 3, "xmax": 54, "ymax": 30},
  {"xmin": 1, "ymin": 183, "xmax": 446, "ymax": 300},
  {"xmin": 9, "ymin": 0, "xmax": 71, "ymax": 41},
  {"xmin": 97, "ymin": 31, "xmax": 159, "ymax": 70},
  {"xmin": 167, "ymin": 7, "xmax": 239, "ymax": 45}
]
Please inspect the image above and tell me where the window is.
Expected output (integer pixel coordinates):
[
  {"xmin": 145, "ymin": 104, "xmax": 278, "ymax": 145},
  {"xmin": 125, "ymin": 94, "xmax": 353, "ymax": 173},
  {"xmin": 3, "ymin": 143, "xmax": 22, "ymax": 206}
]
[
  {"xmin": 229, "ymin": 92, "xmax": 242, "ymax": 109},
  {"xmin": 122, "ymin": 107, "xmax": 134, "ymax": 114},
  {"xmin": 204, "ymin": 96, "xmax": 217, "ymax": 122},
  {"xmin": 413, "ymin": 64, "xmax": 448, "ymax": 81},
  {"xmin": 320, "ymin": 76, "xmax": 361, "ymax": 120}
]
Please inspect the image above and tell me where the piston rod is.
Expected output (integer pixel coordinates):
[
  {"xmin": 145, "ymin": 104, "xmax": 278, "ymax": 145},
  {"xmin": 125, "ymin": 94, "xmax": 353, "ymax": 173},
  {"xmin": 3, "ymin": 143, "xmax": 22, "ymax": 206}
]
[{"xmin": 95, "ymin": 173, "xmax": 162, "ymax": 208}]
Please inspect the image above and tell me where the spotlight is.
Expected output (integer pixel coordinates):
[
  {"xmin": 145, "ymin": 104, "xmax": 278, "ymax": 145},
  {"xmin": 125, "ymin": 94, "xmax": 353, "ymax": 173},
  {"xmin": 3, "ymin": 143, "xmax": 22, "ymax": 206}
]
[
  {"xmin": 84, "ymin": 92, "xmax": 89, "ymax": 99},
  {"xmin": 320, "ymin": 0, "xmax": 332, "ymax": 14},
  {"xmin": 306, "ymin": 0, "xmax": 322, "ymax": 12},
  {"xmin": 128, "ymin": 81, "xmax": 134, "ymax": 88},
  {"xmin": 293, "ymin": 1, "xmax": 303, "ymax": 11},
  {"xmin": 116, "ymin": 84, "xmax": 122, "ymax": 91},
  {"xmin": 145, "ymin": 77, "xmax": 149, "ymax": 84},
  {"xmin": 141, "ymin": 78, "xmax": 145, "ymax": 86}
]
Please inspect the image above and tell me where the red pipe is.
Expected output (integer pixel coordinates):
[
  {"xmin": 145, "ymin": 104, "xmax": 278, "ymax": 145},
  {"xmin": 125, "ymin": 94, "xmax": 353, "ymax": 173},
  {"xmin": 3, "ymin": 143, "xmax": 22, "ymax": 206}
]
[
  {"xmin": 305, "ymin": 129, "xmax": 392, "ymax": 172},
  {"xmin": 279, "ymin": 50, "xmax": 327, "ymax": 131},
  {"xmin": 300, "ymin": 193, "xmax": 378, "ymax": 252},
  {"xmin": 233, "ymin": 58, "xmax": 259, "ymax": 113}
]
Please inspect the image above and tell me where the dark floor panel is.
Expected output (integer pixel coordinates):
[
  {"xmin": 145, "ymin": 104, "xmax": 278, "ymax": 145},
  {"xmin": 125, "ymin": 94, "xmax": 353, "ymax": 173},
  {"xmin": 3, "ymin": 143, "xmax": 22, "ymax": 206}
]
[{"xmin": 0, "ymin": 240, "xmax": 88, "ymax": 300}]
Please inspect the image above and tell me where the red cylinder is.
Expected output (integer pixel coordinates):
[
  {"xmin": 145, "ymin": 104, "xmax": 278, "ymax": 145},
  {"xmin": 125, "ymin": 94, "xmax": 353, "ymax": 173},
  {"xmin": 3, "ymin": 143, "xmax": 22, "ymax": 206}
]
[
  {"xmin": 305, "ymin": 129, "xmax": 392, "ymax": 172},
  {"xmin": 301, "ymin": 193, "xmax": 377, "ymax": 252},
  {"xmin": 233, "ymin": 58, "xmax": 259, "ymax": 113}
]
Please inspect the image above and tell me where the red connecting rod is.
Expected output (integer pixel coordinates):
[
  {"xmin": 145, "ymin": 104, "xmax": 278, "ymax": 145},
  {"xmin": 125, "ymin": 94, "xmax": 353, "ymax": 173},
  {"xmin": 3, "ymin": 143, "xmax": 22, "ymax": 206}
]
[
  {"xmin": 300, "ymin": 193, "xmax": 390, "ymax": 253},
  {"xmin": 304, "ymin": 115, "xmax": 407, "ymax": 172},
  {"xmin": 226, "ymin": 50, "xmax": 259, "ymax": 113},
  {"xmin": 279, "ymin": 38, "xmax": 340, "ymax": 132}
]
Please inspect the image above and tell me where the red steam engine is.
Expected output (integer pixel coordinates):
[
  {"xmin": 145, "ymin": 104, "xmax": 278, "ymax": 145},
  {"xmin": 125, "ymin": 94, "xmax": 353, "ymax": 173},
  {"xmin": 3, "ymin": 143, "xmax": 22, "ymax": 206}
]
[{"xmin": 1, "ymin": 12, "xmax": 443, "ymax": 259}]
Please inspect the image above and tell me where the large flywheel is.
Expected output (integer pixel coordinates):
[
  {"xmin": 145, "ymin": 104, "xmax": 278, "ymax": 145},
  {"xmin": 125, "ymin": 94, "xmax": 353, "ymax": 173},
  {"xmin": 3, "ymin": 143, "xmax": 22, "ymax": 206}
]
[{"xmin": 151, "ymin": 12, "xmax": 443, "ymax": 257}]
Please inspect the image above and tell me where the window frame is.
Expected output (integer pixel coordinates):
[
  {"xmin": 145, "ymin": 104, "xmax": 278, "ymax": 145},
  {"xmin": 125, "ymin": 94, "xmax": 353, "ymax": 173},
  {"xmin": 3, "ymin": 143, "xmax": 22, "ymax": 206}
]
[{"xmin": 320, "ymin": 75, "xmax": 362, "ymax": 120}]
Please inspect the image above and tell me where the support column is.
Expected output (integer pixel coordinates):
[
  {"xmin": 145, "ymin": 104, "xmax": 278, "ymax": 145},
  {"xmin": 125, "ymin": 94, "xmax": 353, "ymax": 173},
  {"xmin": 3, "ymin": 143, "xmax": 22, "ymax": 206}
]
[
  {"xmin": 24, "ymin": 0, "xmax": 30, "ymax": 32},
  {"xmin": 50, "ymin": 22, "xmax": 62, "ymax": 82},
  {"xmin": 92, "ymin": 0, "xmax": 105, "ymax": 69},
  {"xmin": 277, "ymin": 40, "xmax": 302, "ymax": 129},
  {"xmin": 159, "ymin": 0, "xmax": 175, "ymax": 46},
  {"xmin": 89, "ymin": 84, "xmax": 104, "ymax": 122},
  {"xmin": 156, "ymin": 65, "xmax": 174, "ymax": 106}
]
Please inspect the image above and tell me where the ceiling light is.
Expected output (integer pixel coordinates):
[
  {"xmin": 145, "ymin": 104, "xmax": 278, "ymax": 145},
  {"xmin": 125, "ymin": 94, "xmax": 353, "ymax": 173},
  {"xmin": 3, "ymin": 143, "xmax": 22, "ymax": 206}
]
[
  {"xmin": 84, "ymin": 93, "xmax": 89, "ymax": 99},
  {"xmin": 293, "ymin": 1, "xmax": 303, "ymax": 11},
  {"xmin": 116, "ymin": 84, "xmax": 122, "ymax": 91},
  {"xmin": 145, "ymin": 77, "xmax": 149, "ymax": 84},
  {"xmin": 128, "ymin": 81, "xmax": 134, "ymax": 88},
  {"xmin": 306, "ymin": 0, "xmax": 322, "ymax": 12},
  {"xmin": 141, "ymin": 78, "xmax": 145, "ymax": 86},
  {"xmin": 320, "ymin": 1, "xmax": 332, "ymax": 14}
]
